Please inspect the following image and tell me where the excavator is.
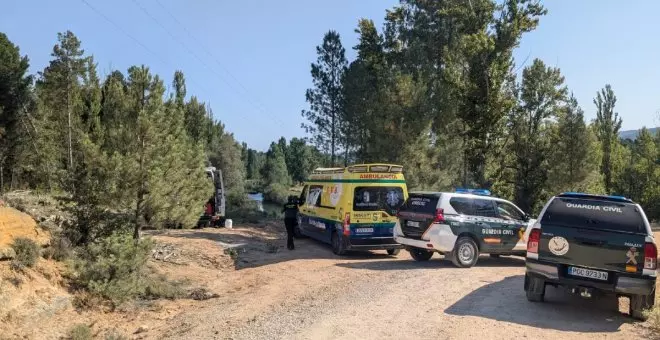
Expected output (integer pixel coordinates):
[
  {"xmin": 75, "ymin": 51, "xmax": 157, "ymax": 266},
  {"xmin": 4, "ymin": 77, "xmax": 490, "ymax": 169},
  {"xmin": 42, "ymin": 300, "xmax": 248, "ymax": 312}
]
[{"xmin": 197, "ymin": 166, "xmax": 226, "ymax": 228}]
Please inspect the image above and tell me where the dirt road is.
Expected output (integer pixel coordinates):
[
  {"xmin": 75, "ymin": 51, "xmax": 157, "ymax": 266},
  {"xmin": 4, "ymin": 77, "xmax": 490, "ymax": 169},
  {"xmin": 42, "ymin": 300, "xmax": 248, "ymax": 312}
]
[{"xmin": 147, "ymin": 226, "xmax": 654, "ymax": 340}]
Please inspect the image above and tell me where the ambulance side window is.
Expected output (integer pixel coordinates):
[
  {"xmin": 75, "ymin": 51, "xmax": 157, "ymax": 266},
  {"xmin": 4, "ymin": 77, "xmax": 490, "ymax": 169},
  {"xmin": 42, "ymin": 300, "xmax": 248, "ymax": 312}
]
[
  {"xmin": 473, "ymin": 199, "xmax": 497, "ymax": 218},
  {"xmin": 495, "ymin": 201, "xmax": 524, "ymax": 221},
  {"xmin": 308, "ymin": 185, "xmax": 323, "ymax": 207}
]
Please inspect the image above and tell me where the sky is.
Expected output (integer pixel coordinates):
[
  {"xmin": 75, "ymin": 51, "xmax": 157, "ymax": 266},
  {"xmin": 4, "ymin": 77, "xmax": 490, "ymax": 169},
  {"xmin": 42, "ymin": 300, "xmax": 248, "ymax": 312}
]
[{"xmin": 2, "ymin": 0, "xmax": 659, "ymax": 151}]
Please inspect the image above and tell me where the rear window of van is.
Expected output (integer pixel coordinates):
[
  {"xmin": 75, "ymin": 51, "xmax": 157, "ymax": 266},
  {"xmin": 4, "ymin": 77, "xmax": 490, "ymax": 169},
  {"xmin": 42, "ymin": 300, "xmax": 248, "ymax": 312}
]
[
  {"xmin": 541, "ymin": 198, "xmax": 646, "ymax": 233},
  {"xmin": 399, "ymin": 194, "xmax": 439, "ymax": 214},
  {"xmin": 353, "ymin": 186, "xmax": 404, "ymax": 213}
]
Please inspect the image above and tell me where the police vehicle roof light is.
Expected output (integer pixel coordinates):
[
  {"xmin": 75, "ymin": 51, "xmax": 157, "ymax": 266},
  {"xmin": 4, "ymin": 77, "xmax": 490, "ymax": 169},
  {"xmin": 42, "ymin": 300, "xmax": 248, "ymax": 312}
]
[
  {"xmin": 558, "ymin": 192, "xmax": 632, "ymax": 203},
  {"xmin": 455, "ymin": 188, "xmax": 491, "ymax": 196}
]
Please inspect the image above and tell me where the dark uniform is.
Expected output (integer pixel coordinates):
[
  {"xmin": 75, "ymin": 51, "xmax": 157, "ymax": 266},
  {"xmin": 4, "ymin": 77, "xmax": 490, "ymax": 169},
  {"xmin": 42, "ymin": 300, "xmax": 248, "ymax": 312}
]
[{"xmin": 281, "ymin": 196, "xmax": 300, "ymax": 250}]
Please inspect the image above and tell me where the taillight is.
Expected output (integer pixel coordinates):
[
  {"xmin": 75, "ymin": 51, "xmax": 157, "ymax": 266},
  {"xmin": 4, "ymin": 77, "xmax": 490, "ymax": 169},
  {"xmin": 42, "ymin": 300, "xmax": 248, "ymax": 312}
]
[
  {"xmin": 433, "ymin": 208, "xmax": 445, "ymax": 223},
  {"xmin": 343, "ymin": 212, "xmax": 351, "ymax": 236},
  {"xmin": 527, "ymin": 229, "xmax": 541, "ymax": 254},
  {"xmin": 644, "ymin": 243, "xmax": 657, "ymax": 270}
]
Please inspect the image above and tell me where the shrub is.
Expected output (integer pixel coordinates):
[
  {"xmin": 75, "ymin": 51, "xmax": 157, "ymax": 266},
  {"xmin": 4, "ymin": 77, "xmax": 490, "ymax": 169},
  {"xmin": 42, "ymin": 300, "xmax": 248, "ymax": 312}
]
[
  {"xmin": 68, "ymin": 324, "xmax": 92, "ymax": 340},
  {"xmin": 104, "ymin": 330, "xmax": 127, "ymax": 340},
  {"xmin": 264, "ymin": 183, "xmax": 289, "ymax": 205},
  {"xmin": 646, "ymin": 305, "xmax": 660, "ymax": 334},
  {"xmin": 11, "ymin": 237, "xmax": 40, "ymax": 268},
  {"xmin": 74, "ymin": 232, "xmax": 153, "ymax": 306},
  {"xmin": 42, "ymin": 233, "xmax": 73, "ymax": 261},
  {"xmin": 144, "ymin": 274, "xmax": 185, "ymax": 300}
]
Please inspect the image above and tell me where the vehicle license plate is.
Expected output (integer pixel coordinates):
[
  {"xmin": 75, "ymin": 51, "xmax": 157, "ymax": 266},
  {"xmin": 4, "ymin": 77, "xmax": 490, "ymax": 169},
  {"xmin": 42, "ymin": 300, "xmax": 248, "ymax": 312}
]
[
  {"xmin": 407, "ymin": 221, "xmax": 420, "ymax": 227},
  {"xmin": 356, "ymin": 228, "xmax": 374, "ymax": 233},
  {"xmin": 568, "ymin": 266, "xmax": 608, "ymax": 281}
]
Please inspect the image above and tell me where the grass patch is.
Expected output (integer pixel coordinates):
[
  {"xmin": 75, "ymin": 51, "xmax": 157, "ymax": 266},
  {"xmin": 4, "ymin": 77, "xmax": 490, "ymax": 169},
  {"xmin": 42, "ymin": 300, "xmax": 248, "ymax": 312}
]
[
  {"xmin": 10, "ymin": 237, "xmax": 40, "ymax": 268},
  {"xmin": 104, "ymin": 329, "xmax": 127, "ymax": 340},
  {"xmin": 646, "ymin": 305, "xmax": 660, "ymax": 334},
  {"xmin": 68, "ymin": 324, "xmax": 92, "ymax": 340},
  {"xmin": 144, "ymin": 274, "xmax": 185, "ymax": 300}
]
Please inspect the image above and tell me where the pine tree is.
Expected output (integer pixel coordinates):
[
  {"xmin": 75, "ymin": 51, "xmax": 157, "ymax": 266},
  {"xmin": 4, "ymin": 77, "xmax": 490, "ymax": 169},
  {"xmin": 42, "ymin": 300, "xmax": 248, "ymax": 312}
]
[
  {"xmin": 287, "ymin": 137, "xmax": 313, "ymax": 183},
  {"xmin": 302, "ymin": 31, "xmax": 347, "ymax": 166},
  {"xmin": 37, "ymin": 31, "xmax": 89, "ymax": 183},
  {"xmin": 593, "ymin": 84, "xmax": 622, "ymax": 193},
  {"xmin": 549, "ymin": 94, "xmax": 602, "ymax": 193},
  {"xmin": 261, "ymin": 142, "xmax": 291, "ymax": 203},
  {"xmin": 456, "ymin": 0, "xmax": 546, "ymax": 187},
  {"xmin": 0, "ymin": 33, "xmax": 33, "ymax": 191},
  {"xmin": 507, "ymin": 59, "xmax": 566, "ymax": 212}
]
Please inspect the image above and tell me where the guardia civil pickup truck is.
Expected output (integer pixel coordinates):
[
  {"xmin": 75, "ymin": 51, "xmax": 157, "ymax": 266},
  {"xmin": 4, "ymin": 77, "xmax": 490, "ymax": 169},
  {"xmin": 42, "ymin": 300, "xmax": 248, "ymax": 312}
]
[{"xmin": 525, "ymin": 192, "xmax": 657, "ymax": 320}]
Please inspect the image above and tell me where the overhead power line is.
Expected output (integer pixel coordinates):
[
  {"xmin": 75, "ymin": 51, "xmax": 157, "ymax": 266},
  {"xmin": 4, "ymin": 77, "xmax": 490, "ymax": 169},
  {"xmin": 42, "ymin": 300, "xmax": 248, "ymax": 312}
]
[
  {"xmin": 156, "ymin": 0, "xmax": 274, "ymax": 115},
  {"xmin": 152, "ymin": 0, "xmax": 286, "ymax": 125},
  {"xmin": 132, "ymin": 0, "xmax": 287, "ymax": 129},
  {"xmin": 79, "ymin": 0, "xmax": 214, "ymax": 97}
]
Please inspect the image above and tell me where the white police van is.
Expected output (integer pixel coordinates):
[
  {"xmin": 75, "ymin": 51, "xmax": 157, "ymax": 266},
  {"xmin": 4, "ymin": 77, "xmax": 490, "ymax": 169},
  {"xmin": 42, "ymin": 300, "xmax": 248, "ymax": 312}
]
[{"xmin": 394, "ymin": 189, "xmax": 536, "ymax": 268}]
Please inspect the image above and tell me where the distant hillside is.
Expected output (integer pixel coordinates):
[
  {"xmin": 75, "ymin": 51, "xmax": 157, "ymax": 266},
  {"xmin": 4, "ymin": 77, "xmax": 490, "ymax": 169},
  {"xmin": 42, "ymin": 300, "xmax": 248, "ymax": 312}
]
[{"xmin": 619, "ymin": 127, "xmax": 659, "ymax": 140}]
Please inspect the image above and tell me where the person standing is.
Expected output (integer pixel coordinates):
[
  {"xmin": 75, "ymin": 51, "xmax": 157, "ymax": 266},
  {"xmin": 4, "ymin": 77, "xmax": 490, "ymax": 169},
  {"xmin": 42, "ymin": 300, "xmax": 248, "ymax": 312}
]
[{"xmin": 281, "ymin": 196, "xmax": 300, "ymax": 250}]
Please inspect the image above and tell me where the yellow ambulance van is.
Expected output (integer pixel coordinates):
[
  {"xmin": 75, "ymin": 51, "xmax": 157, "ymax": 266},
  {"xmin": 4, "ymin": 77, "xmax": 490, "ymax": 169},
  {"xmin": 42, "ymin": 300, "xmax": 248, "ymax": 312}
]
[{"xmin": 296, "ymin": 164, "xmax": 408, "ymax": 255}]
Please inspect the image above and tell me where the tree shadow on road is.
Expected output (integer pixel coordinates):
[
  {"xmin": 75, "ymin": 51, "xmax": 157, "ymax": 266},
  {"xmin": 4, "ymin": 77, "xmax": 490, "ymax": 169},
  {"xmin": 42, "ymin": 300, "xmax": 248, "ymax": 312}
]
[
  {"xmin": 335, "ymin": 254, "xmax": 526, "ymax": 271},
  {"xmin": 444, "ymin": 275, "xmax": 634, "ymax": 333}
]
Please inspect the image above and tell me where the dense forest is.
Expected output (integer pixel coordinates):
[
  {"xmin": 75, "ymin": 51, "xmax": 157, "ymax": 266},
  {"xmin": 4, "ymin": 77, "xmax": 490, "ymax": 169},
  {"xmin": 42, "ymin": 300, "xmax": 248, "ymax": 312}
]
[{"xmin": 300, "ymin": 0, "xmax": 659, "ymax": 219}]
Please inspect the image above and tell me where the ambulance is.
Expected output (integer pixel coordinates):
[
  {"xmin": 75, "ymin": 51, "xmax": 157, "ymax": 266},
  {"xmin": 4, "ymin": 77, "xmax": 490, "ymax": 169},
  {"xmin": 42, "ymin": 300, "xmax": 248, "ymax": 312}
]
[{"xmin": 297, "ymin": 164, "xmax": 408, "ymax": 255}]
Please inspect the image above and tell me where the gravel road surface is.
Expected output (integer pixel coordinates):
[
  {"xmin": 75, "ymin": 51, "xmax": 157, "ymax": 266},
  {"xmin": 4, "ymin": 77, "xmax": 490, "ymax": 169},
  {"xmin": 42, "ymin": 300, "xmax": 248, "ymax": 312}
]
[{"xmin": 156, "ymin": 235, "xmax": 652, "ymax": 340}]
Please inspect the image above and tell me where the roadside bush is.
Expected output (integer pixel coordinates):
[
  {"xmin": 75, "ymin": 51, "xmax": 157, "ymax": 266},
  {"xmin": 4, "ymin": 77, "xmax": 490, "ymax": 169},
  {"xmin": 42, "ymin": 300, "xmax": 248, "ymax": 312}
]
[
  {"xmin": 74, "ymin": 232, "xmax": 153, "ymax": 306},
  {"xmin": 42, "ymin": 232, "xmax": 73, "ymax": 261},
  {"xmin": 646, "ymin": 305, "xmax": 660, "ymax": 334},
  {"xmin": 68, "ymin": 324, "xmax": 92, "ymax": 340},
  {"xmin": 10, "ymin": 237, "xmax": 40, "ymax": 268},
  {"xmin": 264, "ymin": 183, "xmax": 289, "ymax": 205},
  {"xmin": 143, "ymin": 274, "xmax": 185, "ymax": 300}
]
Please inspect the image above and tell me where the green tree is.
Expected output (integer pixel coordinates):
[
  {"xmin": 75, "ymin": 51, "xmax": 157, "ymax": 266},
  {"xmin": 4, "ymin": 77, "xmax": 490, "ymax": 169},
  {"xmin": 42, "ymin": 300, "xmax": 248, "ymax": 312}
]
[
  {"xmin": 286, "ymin": 137, "xmax": 314, "ymax": 183},
  {"xmin": 261, "ymin": 142, "xmax": 291, "ymax": 203},
  {"xmin": 593, "ymin": 84, "xmax": 622, "ymax": 193},
  {"xmin": 0, "ymin": 33, "xmax": 33, "ymax": 191},
  {"xmin": 302, "ymin": 30, "xmax": 347, "ymax": 166},
  {"xmin": 37, "ymin": 31, "xmax": 89, "ymax": 181},
  {"xmin": 455, "ymin": 0, "xmax": 546, "ymax": 187},
  {"xmin": 548, "ymin": 95, "xmax": 602, "ymax": 194},
  {"xmin": 508, "ymin": 59, "xmax": 566, "ymax": 212},
  {"xmin": 207, "ymin": 121, "xmax": 246, "ymax": 200},
  {"xmin": 614, "ymin": 127, "xmax": 659, "ymax": 218}
]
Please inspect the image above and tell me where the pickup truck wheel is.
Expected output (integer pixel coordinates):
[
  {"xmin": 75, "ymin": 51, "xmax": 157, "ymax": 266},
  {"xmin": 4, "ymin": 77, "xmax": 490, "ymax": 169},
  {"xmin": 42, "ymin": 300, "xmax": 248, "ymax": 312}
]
[
  {"xmin": 451, "ymin": 237, "xmax": 479, "ymax": 268},
  {"xmin": 331, "ymin": 232, "xmax": 347, "ymax": 256},
  {"xmin": 408, "ymin": 248, "xmax": 433, "ymax": 261},
  {"xmin": 387, "ymin": 249, "xmax": 401, "ymax": 256},
  {"xmin": 524, "ymin": 274, "xmax": 545, "ymax": 302},
  {"xmin": 630, "ymin": 293, "xmax": 655, "ymax": 320}
]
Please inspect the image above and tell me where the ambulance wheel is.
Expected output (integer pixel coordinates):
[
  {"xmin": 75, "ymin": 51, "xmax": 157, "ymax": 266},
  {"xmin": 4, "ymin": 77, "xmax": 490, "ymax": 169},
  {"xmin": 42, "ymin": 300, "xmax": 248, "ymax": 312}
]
[
  {"xmin": 630, "ymin": 293, "xmax": 655, "ymax": 320},
  {"xmin": 451, "ymin": 237, "xmax": 479, "ymax": 268},
  {"xmin": 331, "ymin": 232, "xmax": 347, "ymax": 256},
  {"xmin": 524, "ymin": 274, "xmax": 546, "ymax": 302},
  {"xmin": 387, "ymin": 249, "xmax": 401, "ymax": 256},
  {"xmin": 408, "ymin": 248, "xmax": 433, "ymax": 262}
]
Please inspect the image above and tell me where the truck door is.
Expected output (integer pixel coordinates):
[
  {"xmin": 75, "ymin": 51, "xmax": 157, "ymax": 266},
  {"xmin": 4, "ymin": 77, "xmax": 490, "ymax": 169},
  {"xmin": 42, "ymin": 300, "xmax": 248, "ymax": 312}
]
[
  {"xmin": 473, "ymin": 199, "xmax": 502, "ymax": 252},
  {"xmin": 494, "ymin": 200, "xmax": 528, "ymax": 252}
]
